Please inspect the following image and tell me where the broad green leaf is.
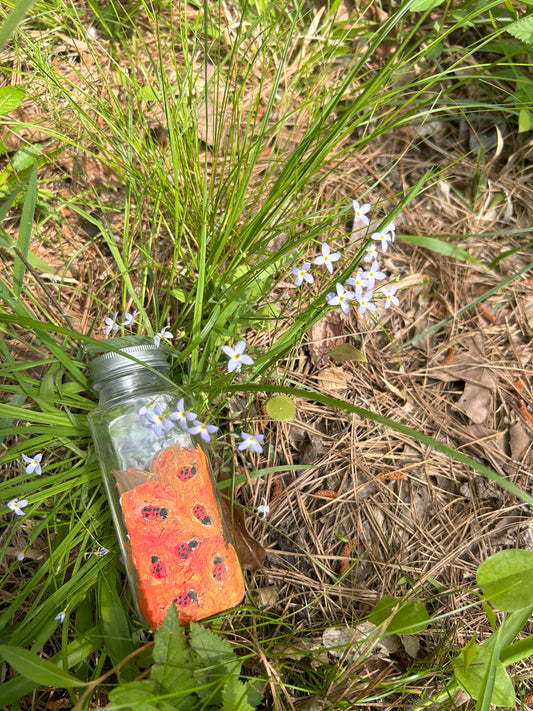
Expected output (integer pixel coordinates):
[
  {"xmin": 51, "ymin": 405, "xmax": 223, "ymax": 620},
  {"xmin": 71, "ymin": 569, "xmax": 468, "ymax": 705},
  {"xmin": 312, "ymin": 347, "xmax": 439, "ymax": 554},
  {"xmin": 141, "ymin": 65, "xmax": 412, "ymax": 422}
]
[
  {"xmin": 506, "ymin": 15, "xmax": 533, "ymax": 44},
  {"xmin": 0, "ymin": 86, "xmax": 25, "ymax": 116},
  {"xmin": 329, "ymin": 343, "xmax": 367, "ymax": 363},
  {"xmin": 151, "ymin": 606, "xmax": 194, "ymax": 694},
  {"xmin": 12, "ymin": 144, "xmax": 41, "ymax": 172},
  {"xmin": 518, "ymin": 109, "xmax": 533, "ymax": 133},
  {"xmin": 221, "ymin": 676, "xmax": 255, "ymax": 711},
  {"xmin": 477, "ymin": 549, "xmax": 533, "ymax": 611},
  {"xmin": 189, "ymin": 622, "xmax": 240, "ymax": 676},
  {"xmin": 369, "ymin": 595, "xmax": 430, "ymax": 634},
  {"xmin": 107, "ymin": 679, "xmax": 177, "ymax": 710},
  {"xmin": 0, "ymin": 644, "xmax": 87, "ymax": 689},
  {"xmin": 410, "ymin": 0, "xmax": 445, "ymax": 11},
  {"xmin": 98, "ymin": 570, "xmax": 135, "ymax": 681},
  {"xmin": 453, "ymin": 645, "xmax": 515, "ymax": 707},
  {"xmin": 265, "ymin": 395, "xmax": 295, "ymax": 422}
]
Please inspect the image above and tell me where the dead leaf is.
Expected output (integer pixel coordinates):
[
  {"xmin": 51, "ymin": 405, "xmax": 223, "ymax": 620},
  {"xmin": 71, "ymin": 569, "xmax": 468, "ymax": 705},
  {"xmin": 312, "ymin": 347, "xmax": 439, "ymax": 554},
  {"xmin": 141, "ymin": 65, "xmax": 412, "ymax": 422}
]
[
  {"xmin": 307, "ymin": 312, "xmax": 345, "ymax": 368},
  {"xmin": 510, "ymin": 420, "xmax": 531, "ymax": 461},
  {"xmin": 317, "ymin": 365, "xmax": 348, "ymax": 393},
  {"xmin": 454, "ymin": 379, "xmax": 493, "ymax": 424},
  {"xmin": 322, "ymin": 622, "xmax": 400, "ymax": 662},
  {"xmin": 221, "ymin": 495, "xmax": 266, "ymax": 572}
]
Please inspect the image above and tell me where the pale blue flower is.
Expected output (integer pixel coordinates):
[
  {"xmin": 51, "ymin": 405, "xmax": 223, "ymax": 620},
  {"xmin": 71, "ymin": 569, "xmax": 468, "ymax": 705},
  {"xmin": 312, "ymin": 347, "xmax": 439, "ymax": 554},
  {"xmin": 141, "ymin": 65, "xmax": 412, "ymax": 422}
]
[
  {"xmin": 257, "ymin": 497, "xmax": 270, "ymax": 520},
  {"xmin": 55, "ymin": 611, "xmax": 66, "ymax": 624},
  {"xmin": 145, "ymin": 403, "xmax": 174, "ymax": 437},
  {"xmin": 363, "ymin": 244, "xmax": 379, "ymax": 263},
  {"xmin": 371, "ymin": 223, "xmax": 395, "ymax": 252},
  {"xmin": 326, "ymin": 283, "xmax": 355, "ymax": 315},
  {"xmin": 292, "ymin": 263, "xmax": 314, "ymax": 287},
  {"xmin": 188, "ymin": 420, "xmax": 219, "ymax": 442},
  {"xmin": 8, "ymin": 498, "xmax": 28, "ymax": 516},
  {"xmin": 104, "ymin": 311, "xmax": 119, "ymax": 336},
  {"xmin": 154, "ymin": 325, "xmax": 173, "ymax": 347},
  {"xmin": 17, "ymin": 552, "xmax": 25, "ymax": 561},
  {"xmin": 356, "ymin": 290, "xmax": 377, "ymax": 315},
  {"xmin": 363, "ymin": 260, "xmax": 386, "ymax": 290},
  {"xmin": 22, "ymin": 452, "xmax": 42, "ymax": 476},
  {"xmin": 346, "ymin": 270, "xmax": 368, "ymax": 294},
  {"xmin": 222, "ymin": 340, "xmax": 254, "ymax": 373},
  {"xmin": 313, "ymin": 243, "xmax": 341, "ymax": 275},
  {"xmin": 381, "ymin": 284, "xmax": 400, "ymax": 309},
  {"xmin": 238, "ymin": 432, "xmax": 264, "ymax": 454},
  {"xmin": 168, "ymin": 398, "xmax": 197, "ymax": 430},
  {"xmin": 121, "ymin": 310, "xmax": 138, "ymax": 326}
]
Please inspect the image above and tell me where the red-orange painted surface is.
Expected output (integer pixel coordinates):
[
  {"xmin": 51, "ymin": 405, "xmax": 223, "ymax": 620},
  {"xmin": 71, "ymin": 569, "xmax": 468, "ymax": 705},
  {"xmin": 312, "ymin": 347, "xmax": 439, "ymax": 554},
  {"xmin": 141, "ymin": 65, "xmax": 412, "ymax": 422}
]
[{"xmin": 118, "ymin": 445, "xmax": 244, "ymax": 628}]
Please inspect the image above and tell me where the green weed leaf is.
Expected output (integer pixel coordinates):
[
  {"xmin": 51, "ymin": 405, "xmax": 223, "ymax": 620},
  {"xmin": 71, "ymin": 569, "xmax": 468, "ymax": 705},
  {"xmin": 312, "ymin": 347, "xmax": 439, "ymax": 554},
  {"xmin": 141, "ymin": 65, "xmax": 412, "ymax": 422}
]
[
  {"xmin": 0, "ymin": 86, "xmax": 25, "ymax": 116},
  {"xmin": 453, "ymin": 645, "xmax": 515, "ymax": 707},
  {"xmin": 189, "ymin": 621, "xmax": 240, "ymax": 676},
  {"xmin": 329, "ymin": 343, "xmax": 367, "ymax": 363},
  {"xmin": 108, "ymin": 679, "xmax": 176, "ymax": 710},
  {"xmin": 518, "ymin": 109, "xmax": 533, "ymax": 133},
  {"xmin": 0, "ymin": 644, "xmax": 87, "ymax": 689},
  {"xmin": 477, "ymin": 549, "xmax": 533, "ymax": 611},
  {"xmin": 151, "ymin": 606, "xmax": 194, "ymax": 694},
  {"xmin": 221, "ymin": 676, "xmax": 255, "ymax": 711},
  {"xmin": 505, "ymin": 15, "xmax": 533, "ymax": 44},
  {"xmin": 265, "ymin": 395, "xmax": 296, "ymax": 422},
  {"xmin": 369, "ymin": 595, "xmax": 430, "ymax": 634}
]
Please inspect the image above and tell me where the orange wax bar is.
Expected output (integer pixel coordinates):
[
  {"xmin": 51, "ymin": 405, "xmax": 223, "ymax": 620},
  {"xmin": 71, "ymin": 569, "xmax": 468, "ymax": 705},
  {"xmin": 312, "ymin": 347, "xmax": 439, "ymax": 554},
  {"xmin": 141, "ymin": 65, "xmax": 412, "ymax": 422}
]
[{"xmin": 118, "ymin": 444, "xmax": 244, "ymax": 628}]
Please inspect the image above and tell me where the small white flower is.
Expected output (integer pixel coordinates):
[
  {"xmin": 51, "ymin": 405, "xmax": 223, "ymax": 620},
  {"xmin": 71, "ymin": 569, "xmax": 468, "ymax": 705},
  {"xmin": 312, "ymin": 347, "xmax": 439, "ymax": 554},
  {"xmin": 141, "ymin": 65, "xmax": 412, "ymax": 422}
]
[
  {"xmin": 104, "ymin": 312, "xmax": 119, "ymax": 336},
  {"xmin": 238, "ymin": 432, "xmax": 265, "ymax": 454},
  {"xmin": 7, "ymin": 498, "xmax": 28, "ymax": 516},
  {"xmin": 363, "ymin": 260, "xmax": 386, "ymax": 290},
  {"xmin": 356, "ymin": 290, "xmax": 377, "ymax": 315},
  {"xmin": 292, "ymin": 263, "xmax": 314, "ymax": 287},
  {"xmin": 326, "ymin": 283, "xmax": 355, "ymax": 315},
  {"xmin": 17, "ymin": 552, "xmax": 25, "ymax": 561},
  {"xmin": 371, "ymin": 224, "xmax": 394, "ymax": 252},
  {"xmin": 363, "ymin": 244, "xmax": 379, "ymax": 263},
  {"xmin": 55, "ymin": 611, "xmax": 66, "ymax": 624},
  {"xmin": 22, "ymin": 453, "xmax": 42, "ymax": 476},
  {"xmin": 313, "ymin": 243, "xmax": 341, "ymax": 275},
  {"xmin": 381, "ymin": 284, "xmax": 400, "ymax": 309},
  {"xmin": 154, "ymin": 325, "xmax": 173, "ymax": 347},
  {"xmin": 352, "ymin": 199, "xmax": 371, "ymax": 226},
  {"xmin": 221, "ymin": 340, "xmax": 254, "ymax": 373},
  {"xmin": 257, "ymin": 497, "xmax": 270, "ymax": 520}
]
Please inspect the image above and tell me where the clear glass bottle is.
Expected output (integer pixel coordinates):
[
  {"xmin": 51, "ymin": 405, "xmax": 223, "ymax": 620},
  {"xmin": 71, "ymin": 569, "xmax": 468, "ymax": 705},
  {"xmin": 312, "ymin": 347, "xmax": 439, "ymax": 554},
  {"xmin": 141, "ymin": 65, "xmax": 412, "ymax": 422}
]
[{"xmin": 87, "ymin": 343, "xmax": 245, "ymax": 629}]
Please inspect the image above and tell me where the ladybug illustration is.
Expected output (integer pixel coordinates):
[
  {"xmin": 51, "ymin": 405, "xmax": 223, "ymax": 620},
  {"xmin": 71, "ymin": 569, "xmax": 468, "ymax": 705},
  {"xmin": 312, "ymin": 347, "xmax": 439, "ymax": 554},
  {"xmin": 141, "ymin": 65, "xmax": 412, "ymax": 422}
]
[
  {"xmin": 141, "ymin": 505, "xmax": 168, "ymax": 520},
  {"xmin": 174, "ymin": 539, "xmax": 199, "ymax": 561},
  {"xmin": 212, "ymin": 557, "xmax": 227, "ymax": 582},
  {"xmin": 176, "ymin": 464, "xmax": 197, "ymax": 482},
  {"xmin": 150, "ymin": 555, "xmax": 167, "ymax": 579},
  {"xmin": 193, "ymin": 504, "xmax": 212, "ymax": 526},
  {"xmin": 174, "ymin": 589, "xmax": 197, "ymax": 608}
]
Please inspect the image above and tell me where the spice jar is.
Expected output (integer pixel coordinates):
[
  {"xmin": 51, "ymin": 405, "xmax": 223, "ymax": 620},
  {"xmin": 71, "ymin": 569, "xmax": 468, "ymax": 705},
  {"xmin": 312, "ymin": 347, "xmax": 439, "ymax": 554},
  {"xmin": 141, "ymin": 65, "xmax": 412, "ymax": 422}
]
[{"xmin": 87, "ymin": 342, "xmax": 245, "ymax": 629}]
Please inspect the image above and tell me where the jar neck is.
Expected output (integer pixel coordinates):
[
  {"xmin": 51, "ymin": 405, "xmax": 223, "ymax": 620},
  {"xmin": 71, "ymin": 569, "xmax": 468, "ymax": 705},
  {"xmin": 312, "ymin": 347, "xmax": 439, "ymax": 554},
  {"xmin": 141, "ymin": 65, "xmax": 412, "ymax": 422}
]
[{"xmin": 95, "ymin": 368, "xmax": 172, "ymax": 403}]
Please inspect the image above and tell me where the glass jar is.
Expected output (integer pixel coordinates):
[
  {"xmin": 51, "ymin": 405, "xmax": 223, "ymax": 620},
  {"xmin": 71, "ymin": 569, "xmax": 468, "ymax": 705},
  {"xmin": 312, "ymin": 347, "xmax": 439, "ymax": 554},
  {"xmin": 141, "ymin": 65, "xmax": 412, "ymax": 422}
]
[{"xmin": 87, "ymin": 342, "xmax": 245, "ymax": 629}]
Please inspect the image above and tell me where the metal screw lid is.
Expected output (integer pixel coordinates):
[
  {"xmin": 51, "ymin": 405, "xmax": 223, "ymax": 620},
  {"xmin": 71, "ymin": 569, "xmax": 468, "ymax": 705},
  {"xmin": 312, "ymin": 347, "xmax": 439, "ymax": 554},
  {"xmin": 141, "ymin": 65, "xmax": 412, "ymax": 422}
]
[{"xmin": 89, "ymin": 343, "xmax": 170, "ymax": 388}]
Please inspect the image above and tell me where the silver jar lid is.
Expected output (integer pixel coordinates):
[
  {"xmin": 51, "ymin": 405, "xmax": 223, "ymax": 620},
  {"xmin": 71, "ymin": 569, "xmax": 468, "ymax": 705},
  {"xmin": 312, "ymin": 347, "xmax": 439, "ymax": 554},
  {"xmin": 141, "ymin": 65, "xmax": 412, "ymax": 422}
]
[{"xmin": 89, "ymin": 344, "xmax": 170, "ymax": 389}]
